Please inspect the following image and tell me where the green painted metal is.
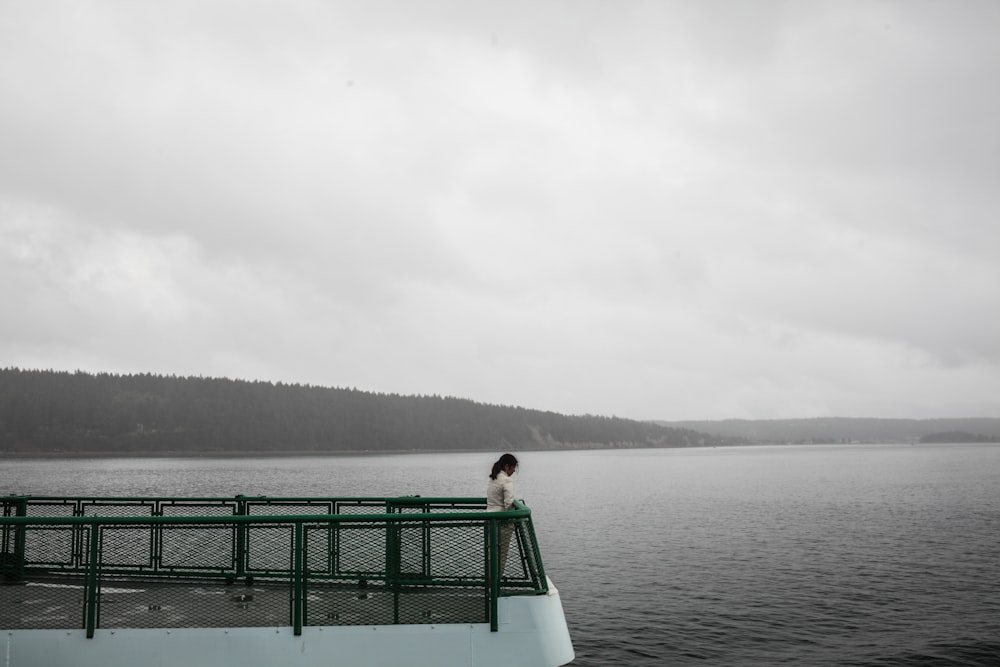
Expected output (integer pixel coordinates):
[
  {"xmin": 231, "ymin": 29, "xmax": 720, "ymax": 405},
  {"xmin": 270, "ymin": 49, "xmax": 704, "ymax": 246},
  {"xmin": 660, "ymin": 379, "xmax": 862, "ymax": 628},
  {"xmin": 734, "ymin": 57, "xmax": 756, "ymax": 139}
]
[
  {"xmin": 489, "ymin": 518, "xmax": 500, "ymax": 632},
  {"xmin": 0, "ymin": 497, "xmax": 27, "ymax": 583},
  {"xmin": 0, "ymin": 495, "xmax": 548, "ymax": 635},
  {"xmin": 85, "ymin": 523, "xmax": 99, "ymax": 638},
  {"xmin": 293, "ymin": 522, "xmax": 304, "ymax": 635}
]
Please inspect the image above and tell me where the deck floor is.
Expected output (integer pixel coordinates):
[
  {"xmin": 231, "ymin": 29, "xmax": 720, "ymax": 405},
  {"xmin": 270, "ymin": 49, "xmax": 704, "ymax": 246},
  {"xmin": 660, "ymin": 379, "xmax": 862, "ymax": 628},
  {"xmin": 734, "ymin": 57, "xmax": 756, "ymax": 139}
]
[{"xmin": 1, "ymin": 575, "xmax": 488, "ymax": 630}]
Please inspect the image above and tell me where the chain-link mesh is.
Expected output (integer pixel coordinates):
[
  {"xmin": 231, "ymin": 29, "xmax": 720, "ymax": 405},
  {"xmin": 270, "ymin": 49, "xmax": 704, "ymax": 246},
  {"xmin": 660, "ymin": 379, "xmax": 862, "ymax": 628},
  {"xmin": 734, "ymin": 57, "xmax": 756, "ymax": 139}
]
[
  {"xmin": 18, "ymin": 502, "xmax": 77, "ymax": 568},
  {"xmin": 245, "ymin": 524, "xmax": 294, "ymax": 575},
  {"xmin": 160, "ymin": 502, "xmax": 238, "ymax": 517},
  {"xmin": 330, "ymin": 522, "xmax": 385, "ymax": 576},
  {"xmin": 245, "ymin": 500, "xmax": 337, "ymax": 516},
  {"xmin": 23, "ymin": 523, "xmax": 76, "ymax": 568},
  {"xmin": 95, "ymin": 576, "xmax": 292, "ymax": 629},
  {"xmin": 2, "ymin": 496, "xmax": 548, "ymax": 632},
  {"xmin": 418, "ymin": 521, "xmax": 485, "ymax": 581},
  {"xmin": 22, "ymin": 501, "xmax": 77, "ymax": 519},
  {"xmin": 160, "ymin": 507, "xmax": 235, "ymax": 573},
  {"xmin": 301, "ymin": 519, "xmax": 488, "ymax": 626},
  {"xmin": 95, "ymin": 522, "xmax": 294, "ymax": 629},
  {"xmin": 0, "ymin": 575, "xmax": 88, "ymax": 630},
  {"xmin": 163, "ymin": 523, "xmax": 235, "ymax": 571},
  {"xmin": 98, "ymin": 523, "xmax": 153, "ymax": 570},
  {"xmin": 81, "ymin": 502, "xmax": 154, "ymax": 518},
  {"xmin": 499, "ymin": 517, "xmax": 545, "ymax": 593},
  {"xmin": 0, "ymin": 519, "xmax": 91, "ymax": 631}
]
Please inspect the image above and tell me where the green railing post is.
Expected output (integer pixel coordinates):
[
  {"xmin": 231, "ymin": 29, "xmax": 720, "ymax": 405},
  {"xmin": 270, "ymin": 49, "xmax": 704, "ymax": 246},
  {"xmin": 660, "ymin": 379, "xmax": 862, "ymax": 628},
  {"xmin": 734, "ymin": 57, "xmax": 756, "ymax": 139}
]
[
  {"xmin": 151, "ymin": 500, "xmax": 163, "ymax": 574},
  {"xmin": 489, "ymin": 517, "xmax": 500, "ymax": 632},
  {"xmin": 331, "ymin": 509, "xmax": 340, "ymax": 578},
  {"xmin": 85, "ymin": 523, "xmax": 100, "ymax": 638},
  {"xmin": 388, "ymin": 520, "xmax": 400, "ymax": 624},
  {"xmin": 0, "ymin": 497, "xmax": 27, "ymax": 583},
  {"xmin": 235, "ymin": 495, "xmax": 247, "ymax": 580},
  {"xmin": 293, "ymin": 522, "xmax": 304, "ymax": 635},
  {"xmin": 422, "ymin": 505, "xmax": 431, "ymax": 578},
  {"xmin": 523, "ymin": 517, "xmax": 547, "ymax": 592},
  {"xmin": 73, "ymin": 500, "xmax": 85, "ymax": 570}
]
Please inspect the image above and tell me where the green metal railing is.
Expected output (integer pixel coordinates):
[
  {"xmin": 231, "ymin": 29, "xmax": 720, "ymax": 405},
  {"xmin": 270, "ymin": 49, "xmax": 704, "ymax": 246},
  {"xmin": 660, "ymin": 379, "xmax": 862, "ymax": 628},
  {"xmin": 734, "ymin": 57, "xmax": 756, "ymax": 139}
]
[{"xmin": 0, "ymin": 495, "xmax": 548, "ymax": 636}]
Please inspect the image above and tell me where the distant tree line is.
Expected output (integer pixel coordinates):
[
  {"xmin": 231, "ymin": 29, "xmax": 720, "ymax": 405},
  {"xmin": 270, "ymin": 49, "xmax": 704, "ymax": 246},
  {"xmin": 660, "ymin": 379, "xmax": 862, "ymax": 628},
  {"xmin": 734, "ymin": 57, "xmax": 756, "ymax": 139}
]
[
  {"xmin": 919, "ymin": 431, "xmax": 995, "ymax": 444},
  {"xmin": 663, "ymin": 417, "xmax": 1000, "ymax": 444},
  {"xmin": 0, "ymin": 368, "xmax": 715, "ymax": 455}
]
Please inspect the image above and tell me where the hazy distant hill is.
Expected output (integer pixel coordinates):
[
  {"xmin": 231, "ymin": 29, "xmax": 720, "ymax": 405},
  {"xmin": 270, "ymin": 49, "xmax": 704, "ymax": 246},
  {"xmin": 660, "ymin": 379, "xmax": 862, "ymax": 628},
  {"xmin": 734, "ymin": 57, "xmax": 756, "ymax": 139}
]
[
  {"xmin": 0, "ymin": 368, "xmax": 714, "ymax": 455},
  {"xmin": 658, "ymin": 417, "xmax": 1000, "ymax": 444}
]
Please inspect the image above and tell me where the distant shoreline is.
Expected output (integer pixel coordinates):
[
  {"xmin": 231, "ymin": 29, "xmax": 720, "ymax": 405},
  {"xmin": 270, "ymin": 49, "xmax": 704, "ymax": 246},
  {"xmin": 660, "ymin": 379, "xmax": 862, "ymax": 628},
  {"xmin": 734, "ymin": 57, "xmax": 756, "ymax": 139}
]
[
  {"xmin": 4, "ymin": 441, "xmax": 998, "ymax": 461},
  {"xmin": 0, "ymin": 449, "xmax": 483, "ymax": 460},
  {"xmin": 0, "ymin": 444, "xmax": 650, "ymax": 459}
]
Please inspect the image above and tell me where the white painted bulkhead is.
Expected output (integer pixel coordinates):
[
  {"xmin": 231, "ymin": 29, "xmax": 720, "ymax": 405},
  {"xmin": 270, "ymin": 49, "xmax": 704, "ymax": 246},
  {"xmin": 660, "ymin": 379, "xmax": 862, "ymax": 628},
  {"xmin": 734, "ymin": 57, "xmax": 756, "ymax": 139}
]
[{"xmin": 3, "ymin": 578, "xmax": 574, "ymax": 667}]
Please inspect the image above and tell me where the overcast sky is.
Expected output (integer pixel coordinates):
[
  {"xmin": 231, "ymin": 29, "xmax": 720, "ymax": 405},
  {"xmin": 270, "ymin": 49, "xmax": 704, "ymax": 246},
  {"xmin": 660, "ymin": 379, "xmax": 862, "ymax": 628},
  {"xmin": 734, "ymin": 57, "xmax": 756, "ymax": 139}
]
[{"xmin": 2, "ymin": 1, "xmax": 998, "ymax": 421}]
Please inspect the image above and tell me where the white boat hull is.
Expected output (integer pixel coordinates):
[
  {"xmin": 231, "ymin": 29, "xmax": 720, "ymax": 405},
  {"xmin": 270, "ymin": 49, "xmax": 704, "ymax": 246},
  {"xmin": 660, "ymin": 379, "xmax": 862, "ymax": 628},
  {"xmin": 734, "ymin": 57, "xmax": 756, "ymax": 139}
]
[{"xmin": 3, "ymin": 578, "xmax": 574, "ymax": 667}]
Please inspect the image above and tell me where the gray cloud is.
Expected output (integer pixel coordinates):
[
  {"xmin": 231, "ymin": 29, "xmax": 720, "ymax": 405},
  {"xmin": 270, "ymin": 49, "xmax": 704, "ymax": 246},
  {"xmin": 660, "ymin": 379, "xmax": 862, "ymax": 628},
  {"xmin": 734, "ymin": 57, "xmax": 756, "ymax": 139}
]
[{"xmin": 2, "ymin": 1, "xmax": 998, "ymax": 420}]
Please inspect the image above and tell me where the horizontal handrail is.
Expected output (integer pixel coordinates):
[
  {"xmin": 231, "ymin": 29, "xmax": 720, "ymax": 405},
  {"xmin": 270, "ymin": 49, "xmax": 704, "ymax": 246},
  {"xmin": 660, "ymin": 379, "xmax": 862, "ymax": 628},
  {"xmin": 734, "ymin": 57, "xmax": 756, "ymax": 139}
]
[
  {"xmin": 0, "ymin": 508, "xmax": 530, "ymax": 525},
  {"xmin": 2, "ymin": 495, "xmax": 489, "ymax": 503},
  {"xmin": 1, "ymin": 496, "xmax": 546, "ymax": 635}
]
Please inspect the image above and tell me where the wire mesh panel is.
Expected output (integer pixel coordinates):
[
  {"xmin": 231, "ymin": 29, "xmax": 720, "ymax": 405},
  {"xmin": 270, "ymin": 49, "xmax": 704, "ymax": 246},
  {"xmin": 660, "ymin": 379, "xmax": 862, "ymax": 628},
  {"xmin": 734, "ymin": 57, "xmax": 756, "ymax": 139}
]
[
  {"xmin": 423, "ymin": 521, "xmax": 484, "ymax": 582},
  {"xmin": 301, "ymin": 581, "xmax": 489, "ymax": 627},
  {"xmin": 388, "ymin": 500, "xmax": 483, "ymax": 515},
  {"xmin": 23, "ymin": 501, "xmax": 78, "ymax": 519},
  {"xmin": 300, "ymin": 518, "xmax": 489, "ymax": 627},
  {"xmin": 21, "ymin": 502, "xmax": 77, "ymax": 567},
  {"xmin": 244, "ymin": 523, "xmax": 294, "ymax": 575},
  {"xmin": 99, "ymin": 523, "xmax": 155, "ymax": 570},
  {"xmin": 95, "ymin": 521, "xmax": 292, "ymax": 629},
  {"xmin": 245, "ymin": 500, "xmax": 338, "ymax": 516},
  {"xmin": 159, "ymin": 523, "xmax": 235, "ymax": 572},
  {"xmin": 159, "ymin": 505, "xmax": 236, "ymax": 573},
  {"xmin": 0, "ymin": 518, "xmax": 89, "ymax": 630},
  {"xmin": 160, "ymin": 503, "xmax": 237, "ymax": 518},
  {"xmin": 498, "ymin": 517, "xmax": 544, "ymax": 593},
  {"xmin": 334, "ymin": 522, "xmax": 386, "ymax": 577},
  {"xmin": 303, "ymin": 521, "xmax": 389, "ymax": 626},
  {"xmin": 23, "ymin": 524, "xmax": 77, "ymax": 568},
  {"xmin": 395, "ymin": 586, "xmax": 487, "ymax": 624},
  {"xmin": 161, "ymin": 500, "xmax": 240, "ymax": 515},
  {"xmin": 88, "ymin": 506, "xmax": 156, "ymax": 570},
  {"xmin": 81, "ymin": 502, "xmax": 155, "ymax": 519},
  {"xmin": 0, "ymin": 575, "xmax": 88, "ymax": 629},
  {"xmin": 333, "ymin": 500, "xmax": 391, "ymax": 515},
  {"xmin": 303, "ymin": 523, "xmax": 335, "ymax": 578},
  {"xmin": 397, "ymin": 523, "xmax": 428, "ymax": 579},
  {"xmin": 303, "ymin": 580, "xmax": 394, "ymax": 626},
  {"xmin": 394, "ymin": 519, "xmax": 489, "ymax": 625},
  {"xmin": 517, "ymin": 517, "xmax": 546, "ymax": 586},
  {"xmin": 303, "ymin": 519, "xmax": 489, "ymax": 583}
]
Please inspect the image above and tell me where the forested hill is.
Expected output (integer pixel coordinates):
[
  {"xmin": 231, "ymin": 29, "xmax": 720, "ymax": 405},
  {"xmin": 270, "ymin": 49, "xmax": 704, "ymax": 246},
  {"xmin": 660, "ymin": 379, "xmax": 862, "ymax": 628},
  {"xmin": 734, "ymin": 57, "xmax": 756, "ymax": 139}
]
[
  {"xmin": 0, "ymin": 369, "xmax": 714, "ymax": 455},
  {"xmin": 659, "ymin": 417, "xmax": 1000, "ymax": 444}
]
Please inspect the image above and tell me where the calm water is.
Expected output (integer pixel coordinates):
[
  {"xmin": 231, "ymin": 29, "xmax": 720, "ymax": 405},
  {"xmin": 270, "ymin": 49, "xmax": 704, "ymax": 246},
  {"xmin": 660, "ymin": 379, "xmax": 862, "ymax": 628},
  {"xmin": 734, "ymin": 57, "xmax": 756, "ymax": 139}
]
[{"xmin": 3, "ymin": 444, "xmax": 1000, "ymax": 666}]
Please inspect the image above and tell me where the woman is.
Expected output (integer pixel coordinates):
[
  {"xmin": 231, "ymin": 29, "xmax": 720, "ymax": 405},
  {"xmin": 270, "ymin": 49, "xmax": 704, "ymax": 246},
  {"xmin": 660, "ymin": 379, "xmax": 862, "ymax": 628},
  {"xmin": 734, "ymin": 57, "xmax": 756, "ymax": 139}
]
[
  {"xmin": 486, "ymin": 453, "xmax": 518, "ymax": 511},
  {"xmin": 486, "ymin": 453, "xmax": 519, "ymax": 573}
]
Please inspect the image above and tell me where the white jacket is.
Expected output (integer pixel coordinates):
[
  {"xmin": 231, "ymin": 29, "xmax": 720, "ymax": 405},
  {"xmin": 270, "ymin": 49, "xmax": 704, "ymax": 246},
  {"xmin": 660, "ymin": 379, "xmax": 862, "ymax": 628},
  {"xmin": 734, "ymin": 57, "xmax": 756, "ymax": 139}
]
[{"xmin": 486, "ymin": 470, "xmax": 515, "ymax": 511}]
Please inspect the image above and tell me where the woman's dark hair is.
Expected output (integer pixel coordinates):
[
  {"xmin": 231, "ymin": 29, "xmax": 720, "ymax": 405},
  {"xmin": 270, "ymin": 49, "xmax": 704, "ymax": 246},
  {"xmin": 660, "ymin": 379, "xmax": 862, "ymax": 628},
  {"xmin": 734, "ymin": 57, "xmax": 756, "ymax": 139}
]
[{"xmin": 489, "ymin": 453, "xmax": 519, "ymax": 480}]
